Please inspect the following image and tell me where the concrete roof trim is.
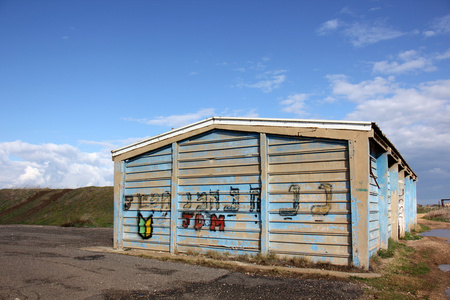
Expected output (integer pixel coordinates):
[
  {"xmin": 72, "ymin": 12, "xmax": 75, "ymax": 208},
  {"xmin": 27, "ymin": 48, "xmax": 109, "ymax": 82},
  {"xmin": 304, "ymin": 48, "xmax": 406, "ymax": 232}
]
[{"xmin": 111, "ymin": 117, "xmax": 372, "ymax": 158}]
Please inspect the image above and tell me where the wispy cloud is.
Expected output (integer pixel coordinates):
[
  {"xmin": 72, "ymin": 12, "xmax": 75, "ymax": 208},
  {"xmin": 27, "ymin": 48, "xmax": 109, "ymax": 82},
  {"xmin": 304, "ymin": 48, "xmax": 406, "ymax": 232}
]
[
  {"xmin": 317, "ymin": 18, "xmax": 405, "ymax": 47},
  {"xmin": 124, "ymin": 107, "xmax": 262, "ymax": 129},
  {"xmin": 123, "ymin": 108, "xmax": 216, "ymax": 128},
  {"xmin": 317, "ymin": 19, "xmax": 340, "ymax": 35},
  {"xmin": 372, "ymin": 49, "xmax": 450, "ymax": 74},
  {"xmin": 280, "ymin": 94, "xmax": 309, "ymax": 116},
  {"xmin": 373, "ymin": 50, "xmax": 437, "ymax": 74},
  {"xmin": 423, "ymin": 14, "xmax": 450, "ymax": 37},
  {"xmin": 344, "ymin": 21, "xmax": 405, "ymax": 47},
  {"xmin": 236, "ymin": 69, "xmax": 287, "ymax": 93}
]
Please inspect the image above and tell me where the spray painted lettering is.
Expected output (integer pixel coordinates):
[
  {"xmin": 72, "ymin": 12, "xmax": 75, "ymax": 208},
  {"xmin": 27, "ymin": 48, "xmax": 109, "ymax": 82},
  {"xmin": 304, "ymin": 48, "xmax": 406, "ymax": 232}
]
[
  {"xmin": 123, "ymin": 192, "xmax": 171, "ymax": 211},
  {"xmin": 278, "ymin": 183, "xmax": 334, "ymax": 216},
  {"xmin": 279, "ymin": 184, "xmax": 300, "ymax": 216},
  {"xmin": 181, "ymin": 212, "xmax": 226, "ymax": 231},
  {"xmin": 311, "ymin": 183, "xmax": 332, "ymax": 215},
  {"xmin": 224, "ymin": 187, "xmax": 240, "ymax": 211},
  {"xmin": 123, "ymin": 192, "xmax": 171, "ymax": 240},
  {"xmin": 250, "ymin": 186, "xmax": 261, "ymax": 212}
]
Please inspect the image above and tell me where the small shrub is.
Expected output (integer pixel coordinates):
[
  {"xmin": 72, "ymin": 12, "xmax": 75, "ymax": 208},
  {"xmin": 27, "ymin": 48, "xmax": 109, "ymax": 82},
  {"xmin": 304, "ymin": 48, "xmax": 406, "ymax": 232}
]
[
  {"xmin": 377, "ymin": 238, "xmax": 401, "ymax": 258},
  {"xmin": 402, "ymin": 231, "xmax": 422, "ymax": 240},
  {"xmin": 205, "ymin": 250, "xmax": 223, "ymax": 260},
  {"xmin": 424, "ymin": 207, "xmax": 450, "ymax": 222}
]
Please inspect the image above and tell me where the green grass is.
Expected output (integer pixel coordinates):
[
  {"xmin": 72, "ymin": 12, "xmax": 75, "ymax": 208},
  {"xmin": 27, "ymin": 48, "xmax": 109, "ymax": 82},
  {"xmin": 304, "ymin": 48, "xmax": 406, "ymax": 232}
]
[
  {"xmin": 377, "ymin": 238, "xmax": 401, "ymax": 258},
  {"xmin": 0, "ymin": 187, "xmax": 114, "ymax": 227},
  {"xmin": 356, "ymin": 239, "xmax": 433, "ymax": 299}
]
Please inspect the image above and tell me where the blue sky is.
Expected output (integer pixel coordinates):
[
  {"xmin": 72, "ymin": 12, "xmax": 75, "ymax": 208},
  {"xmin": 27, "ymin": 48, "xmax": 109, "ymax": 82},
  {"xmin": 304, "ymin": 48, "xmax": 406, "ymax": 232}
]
[{"xmin": 0, "ymin": 0, "xmax": 449, "ymax": 204}]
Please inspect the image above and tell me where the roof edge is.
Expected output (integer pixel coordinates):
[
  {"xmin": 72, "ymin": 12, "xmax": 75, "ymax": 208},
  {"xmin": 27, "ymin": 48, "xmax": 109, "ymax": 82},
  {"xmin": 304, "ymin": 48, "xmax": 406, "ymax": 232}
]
[{"xmin": 111, "ymin": 117, "xmax": 372, "ymax": 158}]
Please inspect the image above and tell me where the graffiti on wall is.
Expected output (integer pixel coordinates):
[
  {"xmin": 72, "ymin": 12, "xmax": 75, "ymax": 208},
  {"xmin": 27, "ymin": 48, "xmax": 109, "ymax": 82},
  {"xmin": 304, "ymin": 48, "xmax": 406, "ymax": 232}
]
[
  {"xmin": 250, "ymin": 186, "xmax": 261, "ymax": 212},
  {"xmin": 123, "ymin": 192, "xmax": 171, "ymax": 240},
  {"xmin": 181, "ymin": 185, "xmax": 261, "ymax": 213},
  {"xmin": 398, "ymin": 186, "xmax": 405, "ymax": 237},
  {"xmin": 311, "ymin": 183, "xmax": 332, "ymax": 215},
  {"xmin": 224, "ymin": 187, "xmax": 240, "ymax": 211},
  {"xmin": 278, "ymin": 183, "xmax": 333, "ymax": 216},
  {"xmin": 138, "ymin": 212, "xmax": 153, "ymax": 239},
  {"xmin": 182, "ymin": 190, "xmax": 221, "ymax": 210},
  {"xmin": 182, "ymin": 212, "xmax": 225, "ymax": 231},
  {"xmin": 124, "ymin": 192, "xmax": 171, "ymax": 211},
  {"xmin": 180, "ymin": 185, "xmax": 261, "ymax": 232},
  {"xmin": 279, "ymin": 184, "xmax": 301, "ymax": 216}
]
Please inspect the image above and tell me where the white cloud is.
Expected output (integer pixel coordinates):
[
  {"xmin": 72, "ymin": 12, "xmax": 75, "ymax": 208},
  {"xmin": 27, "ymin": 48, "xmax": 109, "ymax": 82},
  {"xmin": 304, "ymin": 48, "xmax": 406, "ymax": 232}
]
[
  {"xmin": 0, "ymin": 141, "xmax": 113, "ymax": 189},
  {"xmin": 237, "ymin": 69, "xmax": 287, "ymax": 93},
  {"xmin": 325, "ymin": 75, "xmax": 450, "ymax": 203},
  {"xmin": 326, "ymin": 74, "xmax": 396, "ymax": 102},
  {"xmin": 435, "ymin": 48, "xmax": 450, "ymax": 60},
  {"xmin": 317, "ymin": 19, "xmax": 340, "ymax": 35},
  {"xmin": 423, "ymin": 14, "xmax": 450, "ymax": 37},
  {"xmin": 317, "ymin": 18, "xmax": 405, "ymax": 47},
  {"xmin": 123, "ymin": 107, "xmax": 261, "ymax": 129},
  {"xmin": 344, "ymin": 21, "xmax": 405, "ymax": 47},
  {"xmin": 372, "ymin": 49, "xmax": 450, "ymax": 75},
  {"xmin": 222, "ymin": 108, "xmax": 259, "ymax": 118},
  {"xmin": 124, "ymin": 108, "xmax": 216, "ymax": 128},
  {"xmin": 280, "ymin": 94, "xmax": 309, "ymax": 116}
]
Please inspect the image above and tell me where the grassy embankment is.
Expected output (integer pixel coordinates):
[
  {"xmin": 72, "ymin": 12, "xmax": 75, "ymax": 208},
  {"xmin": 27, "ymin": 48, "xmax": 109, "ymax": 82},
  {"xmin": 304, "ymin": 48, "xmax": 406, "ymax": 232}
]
[{"xmin": 0, "ymin": 187, "xmax": 113, "ymax": 227}]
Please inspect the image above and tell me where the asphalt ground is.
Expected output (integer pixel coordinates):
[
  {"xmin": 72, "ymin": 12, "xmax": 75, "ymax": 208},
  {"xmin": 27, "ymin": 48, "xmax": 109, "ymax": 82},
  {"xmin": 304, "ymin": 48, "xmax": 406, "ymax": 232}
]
[{"xmin": 0, "ymin": 225, "xmax": 363, "ymax": 300}]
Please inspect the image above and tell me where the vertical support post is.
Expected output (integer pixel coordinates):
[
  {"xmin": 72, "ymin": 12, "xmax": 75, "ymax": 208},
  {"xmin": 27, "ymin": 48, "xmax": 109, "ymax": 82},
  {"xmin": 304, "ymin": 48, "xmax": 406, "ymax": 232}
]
[
  {"xmin": 170, "ymin": 142, "xmax": 179, "ymax": 254},
  {"xmin": 377, "ymin": 151, "xmax": 389, "ymax": 249},
  {"xmin": 113, "ymin": 160, "xmax": 125, "ymax": 249},
  {"xmin": 259, "ymin": 133, "xmax": 269, "ymax": 255},
  {"xmin": 348, "ymin": 136, "xmax": 370, "ymax": 270}
]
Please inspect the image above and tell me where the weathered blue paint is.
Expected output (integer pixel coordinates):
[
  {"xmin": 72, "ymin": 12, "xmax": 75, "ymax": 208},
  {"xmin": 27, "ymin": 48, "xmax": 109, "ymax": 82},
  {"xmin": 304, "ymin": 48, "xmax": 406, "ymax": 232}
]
[
  {"xmin": 122, "ymin": 145, "xmax": 173, "ymax": 252},
  {"xmin": 404, "ymin": 176, "xmax": 411, "ymax": 232},
  {"xmin": 376, "ymin": 151, "xmax": 389, "ymax": 249},
  {"xmin": 114, "ymin": 161, "xmax": 125, "ymax": 248},
  {"xmin": 266, "ymin": 134, "xmax": 352, "ymax": 265},
  {"xmin": 389, "ymin": 164, "xmax": 399, "ymax": 239},
  {"xmin": 114, "ymin": 125, "xmax": 416, "ymax": 268},
  {"xmin": 404, "ymin": 176, "xmax": 417, "ymax": 232},
  {"xmin": 368, "ymin": 155, "xmax": 380, "ymax": 258},
  {"xmin": 170, "ymin": 142, "xmax": 179, "ymax": 253},
  {"xmin": 176, "ymin": 130, "xmax": 261, "ymax": 255}
]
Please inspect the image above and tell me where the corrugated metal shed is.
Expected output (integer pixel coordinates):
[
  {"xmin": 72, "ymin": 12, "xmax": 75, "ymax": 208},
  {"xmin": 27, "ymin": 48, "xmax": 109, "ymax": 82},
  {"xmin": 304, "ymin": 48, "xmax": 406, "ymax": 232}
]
[{"xmin": 112, "ymin": 117, "xmax": 417, "ymax": 269}]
